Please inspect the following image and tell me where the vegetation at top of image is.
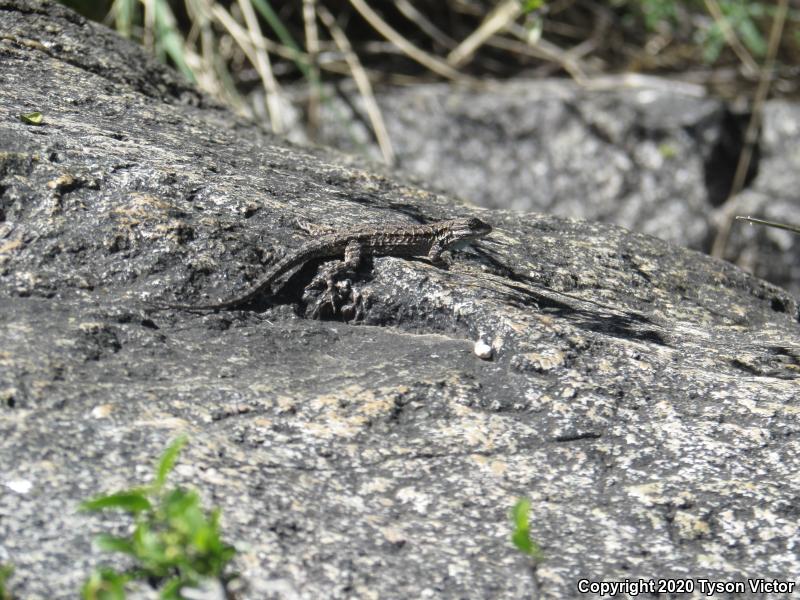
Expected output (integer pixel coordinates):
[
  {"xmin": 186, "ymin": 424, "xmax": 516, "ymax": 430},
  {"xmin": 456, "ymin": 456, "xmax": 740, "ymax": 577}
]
[
  {"xmin": 510, "ymin": 497, "xmax": 543, "ymax": 561},
  {"xmin": 79, "ymin": 435, "xmax": 237, "ymax": 600},
  {"xmin": 56, "ymin": 1, "xmax": 799, "ymax": 118},
  {"xmin": 53, "ymin": 0, "xmax": 796, "ymax": 258}
]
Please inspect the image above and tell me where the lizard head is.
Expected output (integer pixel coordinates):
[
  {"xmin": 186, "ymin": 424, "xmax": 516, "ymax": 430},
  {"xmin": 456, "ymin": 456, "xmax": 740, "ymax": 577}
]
[
  {"xmin": 450, "ymin": 217, "xmax": 492, "ymax": 239},
  {"xmin": 438, "ymin": 217, "xmax": 492, "ymax": 249}
]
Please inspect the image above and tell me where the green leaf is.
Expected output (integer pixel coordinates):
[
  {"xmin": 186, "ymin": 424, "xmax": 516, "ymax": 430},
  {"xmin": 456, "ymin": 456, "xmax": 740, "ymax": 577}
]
[
  {"xmin": 94, "ymin": 534, "xmax": 136, "ymax": 556},
  {"xmin": 519, "ymin": 0, "xmax": 544, "ymax": 14},
  {"xmin": 735, "ymin": 14, "xmax": 766, "ymax": 57},
  {"xmin": 81, "ymin": 491, "xmax": 152, "ymax": 514},
  {"xmin": 133, "ymin": 523, "xmax": 167, "ymax": 567},
  {"xmin": 19, "ymin": 111, "xmax": 43, "ymax": 125},
  {"xmin": 81, "ymin": 568, "xmax": 129, "ymax": 600},
  {"xmin": 510, "ymin": 498, "xmax": 543, "ymax": 559},
  {"xmin": 698, "ymin": 25, "xmax": 725, "ymax": 63},
  {"xmin": 658, "ymin": 143, "xmax": 678, "ymax": 159},
  {"xmin": 0, "ymin": 563, "xmax": 13, "ymax": 600},
  {"xmin": 510, "ymin": 498, "xmax": 531, "ymax": 552},
  {"xmin": 155, "ymin": 435, "xmax": 188, "ymax": 489},
  {"xmin": 159, "ymin": 577, "xmax": 183, "ymax": 600},
  {"xmin": 163, "ymin": 488, "xmax": 204, "ymax": 536},
  {"xmin": 192, "ymin": 523, "xmax": 219, "ymax": 556}
]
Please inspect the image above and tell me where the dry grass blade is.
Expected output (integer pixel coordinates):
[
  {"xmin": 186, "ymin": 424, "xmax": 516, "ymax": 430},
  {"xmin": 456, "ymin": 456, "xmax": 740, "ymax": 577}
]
[
  {"xmin": 347, "ymin": 0, "xmax": 465, "ymax": 80},
  {"xmin": 183, "ymin": 1, "xmax": 212, "ymax": 76},
  {"xmin": 711, "ymin": 0, "xmax": 789, "ymax": 258},
  {"xmin": 303, "ymin": 0, "xmax": 321, "ymax": 134},
  {"xmin": 317, "ymin": 4, "xmax": 395, "ymax": 165},
  {"xmin": 186, "ymin": 0, "xmax": 251, "ymax": 116},
  {"xmin": 447, "ymin": 0, "xmax": 521, "ymax": 68},
  {"xmin": 142, "ymin": 0, "xmax": 155, "ymax": 50},
  {"xmin": 211, "ymin": 5, "xmax": 271, "ymax": 115},
  {"xmin": 395, "ymin": 0, "xmax": 456, "ymax": 49},
  {"xmin": 505, "ymin": 22, "xmax": 589, "ymax": 84},
  {"xmin": 211, "ymin": 4, "xmax": 308, "ymax": 125},
  {"xmin": 236, "ymin": 0, "xmax": 285, "ymax": 133},
  {"xmin": 109, "ymin": 0, "xmax": 135, "ymax": 37}
]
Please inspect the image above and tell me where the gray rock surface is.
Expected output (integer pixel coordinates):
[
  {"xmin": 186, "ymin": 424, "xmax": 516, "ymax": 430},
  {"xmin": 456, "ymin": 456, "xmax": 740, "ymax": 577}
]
[{"xmin": 2, "ymin": 1, "xmax": 800, "ymax": 599}]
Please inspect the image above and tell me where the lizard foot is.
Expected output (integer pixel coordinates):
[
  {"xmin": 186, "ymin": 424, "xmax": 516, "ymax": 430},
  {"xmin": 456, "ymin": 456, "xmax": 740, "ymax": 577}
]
[
  {"xmin": 339, "ymin": 291, "xmax": 369, "ymax": 322},
  {"xmin": 303, "ymin": 260, "xmax": 367, "ymax": 321}
]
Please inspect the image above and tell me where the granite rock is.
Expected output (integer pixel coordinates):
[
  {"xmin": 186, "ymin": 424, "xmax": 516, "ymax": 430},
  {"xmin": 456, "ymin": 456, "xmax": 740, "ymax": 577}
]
[{"xmin": 1, "ymin": 2, "xmax": 799, "ymax": 599}]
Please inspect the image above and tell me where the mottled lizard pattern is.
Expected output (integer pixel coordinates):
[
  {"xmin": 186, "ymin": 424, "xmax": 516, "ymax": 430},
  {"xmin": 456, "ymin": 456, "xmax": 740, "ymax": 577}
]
[{"xmin": 156, "ymin": 217, "xmax": 492, "ymax": 311}]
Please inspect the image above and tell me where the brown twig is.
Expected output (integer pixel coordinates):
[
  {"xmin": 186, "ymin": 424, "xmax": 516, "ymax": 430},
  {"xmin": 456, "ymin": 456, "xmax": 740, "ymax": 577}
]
[
  {"xmin": 395, "ymin": 0, "xmax": 456, "ymax": 50},
  {"xmin": 505, "ymin": 21, "xmax": 590, "ymax": 84},
  {"xmin": 447, "ymin": 0, "xmax": 522, "ymax": 68},
  {"xmin": 236, "ymin": 0, "xmax": 285, "ymax": 133}
]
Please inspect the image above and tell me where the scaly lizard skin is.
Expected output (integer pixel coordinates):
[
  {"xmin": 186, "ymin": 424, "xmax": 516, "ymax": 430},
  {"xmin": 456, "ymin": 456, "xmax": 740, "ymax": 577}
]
[{"xmin": 155, "ymin": 217, "xmax": 492, "ymax": 311}]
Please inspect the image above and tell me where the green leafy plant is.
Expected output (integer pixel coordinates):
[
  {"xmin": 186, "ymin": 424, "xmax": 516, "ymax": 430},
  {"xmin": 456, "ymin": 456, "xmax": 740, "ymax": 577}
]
[
  {"xmin": 635, "ymin": 0, "xmax": 681, "ymax": 31},
  {"xmin": 616, "ymin": 0, "xmax": 782, "ymax": 64},
  {"xmin": 80, "ymin": 436, "xmax": 237, "ymax": 599},
  {"xmin": 510, "ymin": 498, "xmax": 543, "ymax": 561},
  {"xmin": 697, "ymin": 0, "xmax": 768, "ymax": 63},
  {"xmin": 0, "ymin": 563, "xmax": 14, "ymax": 600}
]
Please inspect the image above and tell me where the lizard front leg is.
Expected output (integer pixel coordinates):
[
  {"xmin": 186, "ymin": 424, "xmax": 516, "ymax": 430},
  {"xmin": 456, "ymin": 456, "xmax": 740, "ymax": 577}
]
[
  {"xmin": 343, "ymin": 239, "xmax": 364, "ymax": 271},
  {"xmin": 427, "ymin": 240, "xmax": 453, "ymax": 267}
]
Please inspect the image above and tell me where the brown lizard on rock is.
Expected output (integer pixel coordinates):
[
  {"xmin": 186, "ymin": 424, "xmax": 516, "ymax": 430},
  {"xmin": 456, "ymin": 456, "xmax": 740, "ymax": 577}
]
[{"xmin": 153, "ymin": 217, "xmax": 493, "ymax": 311}]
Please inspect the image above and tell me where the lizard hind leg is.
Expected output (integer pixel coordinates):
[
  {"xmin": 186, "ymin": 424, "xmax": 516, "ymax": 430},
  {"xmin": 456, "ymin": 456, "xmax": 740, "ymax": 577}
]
[
  {"xmin": 304, "ymin": 276, "xmax": 369, "ymax": 322},
  {"xmin": 303, "ymin": 240, "xmax": 367, "ymax": 320}
]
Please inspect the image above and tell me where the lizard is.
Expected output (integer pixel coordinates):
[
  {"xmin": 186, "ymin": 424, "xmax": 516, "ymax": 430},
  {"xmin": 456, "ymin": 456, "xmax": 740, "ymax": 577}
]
[{"xmin": 151, "ymin": 217, "xmax": 493, "ymax": 311}]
